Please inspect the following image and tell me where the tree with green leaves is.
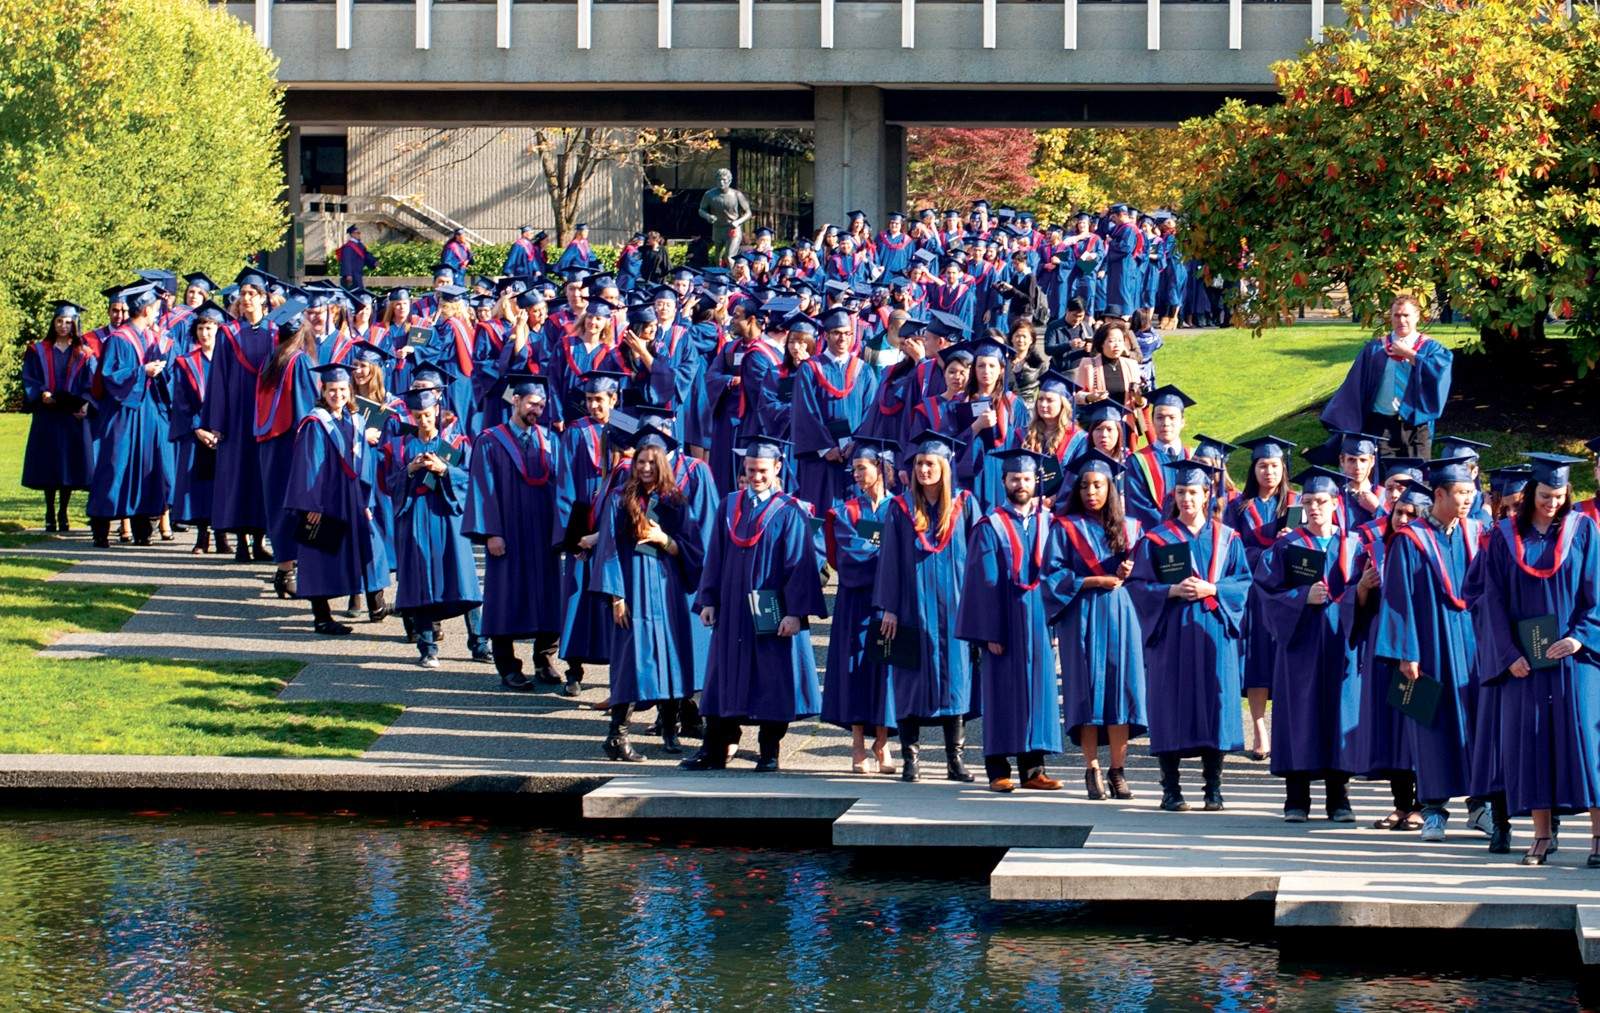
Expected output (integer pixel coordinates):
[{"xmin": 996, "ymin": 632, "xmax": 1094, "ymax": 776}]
[
  {"xmin": 0, "ymin": 0, "xmax": 286, "ymax": 401},
  {"xmin": 1181, "ymin": 0, "xmax": 1600, "ymax": 373}
]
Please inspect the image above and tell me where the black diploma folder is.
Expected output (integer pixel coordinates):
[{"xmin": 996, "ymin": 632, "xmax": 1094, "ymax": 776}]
[
  {"xmin": 1518, "ymin": 614, "xmax": 1562, "ymax": 671},
  {"xmin": 1388, "ymin": 670, "xmax": 1442, "ymax": 725},
  {"xmin": 406, "ymin": 325, "xmax": 432, "ymax": 348},
  {"xmin": 295, "ymin": 511, "xmax": 347, "ymax": 553},
  {"xmin": 1283, "ymin": 545, "xmax": 1327, "ymax": 589},
  {"xmin": 748, "ymin": 589, "xmax": 784, "ymax": 636},
  {"xmin": 561, "ymin": 504, "xmax": 593, "ymax": 553},
  {"xmin": 855, "ymin": 519, "xmax": 884, "ymax": 547},
  {"xmin": 872, "ymin": 623, "xmax": 921, "ymax": 669},
  {"xmin": 1284, "ymin": 505, "xmax": 1305, "ymax": 530},
  {"xmin": 1151, "ymin": 541, "xmax": 1191, "ymax": 585}
]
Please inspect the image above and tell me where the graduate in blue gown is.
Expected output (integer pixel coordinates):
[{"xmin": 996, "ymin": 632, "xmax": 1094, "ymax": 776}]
[
  {"xmin": 1473, "ymin": 453, "xmax": 1600, "ymax": 866},
  {"xmin": 681, "ymin": 436, "xmax": 829, "ymax": 773},
  {"xmin": 1340, "ymin": 479, "xmax": 1429, "ymax": 831},
  {"xmin": 1320, "ymin": 296, "xmax": 1452, "ymax": 458},
  {"xmin": 1255, "ymin": 466, "xmax": 1362, "ymax": 823},
  {"xmin": 553, "ymin": 370, "xmax": 627, "ymax": 695},
  {"xmin": 954, "ymin": 337, "xmax": 1030, "ymax": 511},
  {"xmin": 590, "ymin": 428, "xmax": 710, "ymax": 760},
  {"xmin": 284, "ymin": 363, "xmax": 376, "ymax": 636},
  {"xmin": 463, "ymin": 374, "xmax": 564, "ymax": 691},
  {"xmin": 254, "ymin": 298, "xmax": 318, "ymax": 597},
  {"xmin": 1045, "ymin": 449, "xmax": 1146, "ymax": 801},
  {"xmin": 201, "ymin": 268, "xmax": 277, "ymax": 561},
  {"xmin": 1126, "ymin": 459, "xmax": 1250, "ymax": 812},
  {"xmin": 547, "ymin": 303, "xmax": 619, "ymax": 426},
  {"xmin": 1121, "ymin": 384, "xmax": 1195, "ymax": 527},
  {"xmin": 22, "ymin": 301, "xmax": 95, "ymax": 532},
  {"xmin": 168, "ymin": 304, "xmax": 222, "ymax": 553},
  {"xmin": 88, "ymin": 283, "xmax": 168, "ymax": 547},
  {"xmin": 820, "ymin": 439, "xmax": 898, "ymax": 773},
  {"xmin": 1434, "ymin": 434, "xmax": 1496, "ymax": 526},
  {"xmin": 1102, "ymin": 204, "xmax": 1144, "ymax": 319},
  {"xmin": 1374, "ymin": 458, "xmax": 1485, "ymax": 841},
  {"xmin": 873, "ymin": 430, "xmax": 983, "ymax": 782},
  {"xmin": 1329, "ymin": 430, "xmax": 1385, "ymax": 532},
  {"xmin": 956, "ymin": 448, "xmax": 1064, "ymax": 791},
  {"xmin": 1223, "ymin": 435, "xmax": 1300, "ymax": 759},
  {"xmin": 793, "ymin": 308, "xmax": 881, "ymax": 513},
  {"xmin": 383, "ymin": 387, "xmax": 484, "ymax": 667}
]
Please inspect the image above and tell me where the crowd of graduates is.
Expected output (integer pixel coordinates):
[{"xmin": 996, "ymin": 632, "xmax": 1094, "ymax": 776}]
[{"xmin": 18, "ymin": 200, "xmax": 1600, "ymax": 869}]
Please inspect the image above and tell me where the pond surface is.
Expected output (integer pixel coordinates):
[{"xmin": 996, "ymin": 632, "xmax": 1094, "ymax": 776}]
[{"xmin": 0, "ymin": 809, "xmax": 1583, "ymax": 1011}]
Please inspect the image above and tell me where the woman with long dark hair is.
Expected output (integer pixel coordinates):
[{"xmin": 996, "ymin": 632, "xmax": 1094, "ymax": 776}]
[
  {"xmin": 591, "ymin": 431, "xmax": 708, "ymax": 759},
  {"xmin": 873, "ymin": 430, "xmax": 983, "ymax": 782},
  {"xmin": 255, "ymin": 302, "xmax": 318, "ymax": 597},
  {"xmin": 1047, "ymin": 448, "xmax": 1146, "ymax": 800},
  {"xmin": 958, "ymin": 337, "xmax": 1030, "ymax": 510},
  {"xmin": 22, "ymin": 301, "xmax": 95, "ymax": 531}
]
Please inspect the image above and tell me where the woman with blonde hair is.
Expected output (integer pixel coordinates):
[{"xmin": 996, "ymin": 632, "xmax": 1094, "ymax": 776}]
[{"xmin": 873, "ymin": 430, "xmax": 984, "ymax": 782}]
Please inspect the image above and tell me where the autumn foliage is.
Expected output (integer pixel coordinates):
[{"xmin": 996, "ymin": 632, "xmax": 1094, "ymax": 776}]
[{"xmin": 905, "ymin": 129, "xmax": 1038, "ymax": 212}]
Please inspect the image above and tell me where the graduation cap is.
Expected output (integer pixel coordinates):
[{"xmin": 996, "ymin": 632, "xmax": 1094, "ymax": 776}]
[
  {"xmin": 585, "ymin": 301, "xmax": 614, "ymax": 320},
  {"xmin": 505, "ymin": 372, "xmax": 549, "ymax": 401},
  {"xmin": 1302, "ymin": 432, "xmax": 1342, "ymax": 467},
  {"xmin": 194, "ymin": 301, "xmax": 234, "ymax": 326},
  {"xmin": 310, "ymin": 362, "xmax": 354, "ymax": 386},
  {"xmin": 1109, "ymin": 203, "xmax": 1131, "ymax": 215},
  {"xmin": 926, "ymin": 309, "xmax": 970, "ymax": 341},
  {"xmin": 1192, "ymin": 434, "xmax": 1239, "ymax": 462},
  {"xmin": 471, "ymin": 275, "xmax": 496, "ymax": 292},
  {"xmin": 303, "ymin": 288, "xmax": 338, "ymax": 309},
  {"xmin": 350, "ymin": 340, "xmax": 393, "ymax": 365},
  {"xmin": 1519, "ymin": 451, "xmax": 1585, "ymax": 489},
  {"xmin": 995, "ymin": 448, "xmax": 1049, "ymax": 475},
  {"xmin": 1585, "ymin": 436, "xmax": 1600, "ymax": 457},
  {"xmin": 885, "ymin": 212, "xmax": 905, "ymax": 223},
  {"xmin": 847, "ymin": 209, "xmax": 868, "ymax": 222},
  {"xmin": 585, "ymin": 275, "xmax": 618, "ymax": 296},
  {"xmin": 938, "ymin": 341, "xmax": 976, "ymax": 367},
  {"xmin": 1146, "ymin": 384, "xmax": 1196, "ymax": 412},
  {"xmin": 1426, "ymin": 455, "xmax": 1479, "ymax": 487},
  {"xmin": 1488, "ymin": 465, "xmax": 1533, "ymax": 497},
  {"xmin": 411, "ymin": 358, "xmax": 461, "ymax": 386},
  {"xmin": 1293, "ymin": 465, "xmax": 1345, "ymax": 497},
  {"xmin": 516, "ymin": 289, "xmax": 547, "ymax": 309},
  {"xmin": 907, "ymin": 429, "xmax": 961, "ymax": 460},
  {"xmin": 348, "ymin": 287, "xmax": 377, "ymax": 308},
  {"xmin": 625, "ymin": 304, "xmax": 658, "ymax": 328},
  {"xmin": 1101, "ymin": 303, "xmax": 1128, "ymax": 320},
  {"xmin": 758, "ymin": 296, "xmax": 800, "ymax": 326},
  {"xmin": 1068, "ymin": 447, "xmax": 1124, "ymax": 479},
  {"xmin": 604, "ymin": 410, "xmax": 641, "ymax": 442},
  {"xmin": 939, "ymin": 254, "xmax": 966, "ymax": 273},
  {"xmin": 898, "ymin": 314, "xmax": 931, "ymax": 338},
  {"xmin": 183, "ymin": 272, "xmax": 218, "ymax": 293},
  {"xmin": 51, "ymin": 300, "xmax": 85, "ymax": 319},
  {"xmin": 435, "ymin": 284, "xmax": 469, "ymax": 303},
  {"xmin": 121, "ymin": 282, "xmax": 161, "ymax": 313},
  {"xmin": 580, "ymin": 370, "xmax": 627, "ymax": 394},
  {"xmin": 1076, "ymin": 398, "xmax": 1134, "ymax": 428},
  {"xmin": 135, "ymin": 269, "xmax": 177, "ymax": 295},
  {"xmin": 969, "ymin": 335, "xmax": 1009, "ymax": 361},
  {"xmin": 786, "ymin": 315, "xmax": 820, "ymax": 339},
  {"xmin": 432, "ymin": 263, "xmax": 456, "ymax": 280},
  {"xmin": 1164, "ymin": 458, "xmax": 1226, "ymax": 489},
  {"xmin": 633, "ymin": 427, "xmax": 681, "ymax": 454},
  {"xmin": 1395, "ymin": 478, "xmax": 1435, "ymax": 512},
  {"xmin": 943, "ymin": 208, "xmax": 962, "ymax": 219},
  {"xmin": 400, "ymin": 388, "xmax": 442, "ymax": 412},
  {"xmin": 1435, "ymin": 434, "xmax": 1490, "ymax": 461},
  {"xmin": 734, "ymin": 433, "xmax": 789, "ymax": 460},
  {"xmin": 1335, "ymin": 430, "xmax": 1383, "ymax": 457},
  {"xmin": 1238, "ymin": 435, "xmax": 1296, "ymax": 461},
  {"xmin": 822, "ymin": 279, "xmax": 851, "ymax": 299},
  {"xmin": 1036, "ymin": 370, "xmax": 1079, "ymax": 398},
  {"xmin": 847, "ymin": 435, "xmax": 896, "ymax": 464},
  {"xmin": 818, "ymin": 307, "xmax": 854, "ymax": 333},
  {"xmin": 386, "ymin": 286, "xmax": 413, "ymax": 303},
  {"xmin": 1380, "ymin": 456, "xmax": 1426, "ymax": 482},
  {"xmin": 911, "ymin": 249, "xmax": 939, "ymax": 269},
  {"xmin": 496, "ymin": 277, "xmax": 528, "ymax": 297},
  {"xmin": 632, "ymin": 405, "xmax": 676, "ymax": 431}
]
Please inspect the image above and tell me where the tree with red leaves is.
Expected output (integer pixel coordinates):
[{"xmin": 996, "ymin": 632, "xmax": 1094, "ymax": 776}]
[{"xmin": 905, "ymin": 128, "xmax": 1037, "ymax": 212}]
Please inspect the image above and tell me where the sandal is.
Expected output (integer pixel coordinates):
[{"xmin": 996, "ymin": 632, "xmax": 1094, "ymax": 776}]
[
  {"xmin": 1372, "ymin": 811, "xmax": 1402, "ymax": 830},
  {"xmin": 1395, "ymin": 812, "xmax": 1424, "ymax": 832},
  {"xmin": 1522, "ymin": 836, "xmax": 1554, "ymax": 866}
]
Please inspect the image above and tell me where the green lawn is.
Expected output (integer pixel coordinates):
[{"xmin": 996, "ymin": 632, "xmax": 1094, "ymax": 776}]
[{"xmin": 0, "ymin": 415, "xmax": 401, "ymax": 756}]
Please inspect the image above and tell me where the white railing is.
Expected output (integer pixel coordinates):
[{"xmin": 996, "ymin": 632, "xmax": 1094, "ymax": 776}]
[{"xmin": 250, "ymin": 0, "xmax": 1324, "ymax": 54}]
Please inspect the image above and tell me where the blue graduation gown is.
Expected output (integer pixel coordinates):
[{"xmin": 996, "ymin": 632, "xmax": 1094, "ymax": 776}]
[
  {"xmin": 701, "ymin": 340, "xmax": 759, "ymax": 496},
  {"xmin": 1103, "ymin": 223, "xmax": 1142, "ymax": 314},
  {"xmin": 1046, "ymin": 516, "xmax": 1148, "ymax": 745},
  {"xmin": 1157, "ymin": 235, "xmax": 1188, "ymax": 311},
  {"xmin": 672, "ymin": 455, "xmax": 721, "ymax": 690},
  {"xmin": 1320, "ymin": 335, "xmax": 1453, "ymax": 434},
  {"xmin": 820, "ymin": 493, "xmax": 896, "ymax": 730},
  {"xmin": 1475, "ymin": 516, "xmax": 1600, "ymax": 816},
  {"xmin": 554, "ymin": 418, "xmax": 617, "ymax": 665},
  {"xmin": 792, "ymin": 356, "xmax": 881, "ymax": 513},
  {"xmin": 694, "ymin": 490, "xmax": 829, "ymax": 723},
  {"xmin": 546, "ymin": 334, "xmax": 615, "ymax": 426},
  {"xmin": 168, "ymin": 350, "xmax": 215, "ymax": 524},
  {"xmin": 872, "ymin": 492, "xmax": 982, "ymax": 721},
  {"xmin": 956, "ymin": 506, "xmax": 1063, "ymax": 756},
  {"xmin": 1122, "ymin": 445, "xmax": 1187, "ymax": 529},
  {"xmin": 862, "ymin": 356, "xmax": 945, "ymax": 447},
  {"xmin": 284, "ymin": 409, "xmax": 373, "ymax": 599},
  {"xmin": 956, "ymin": 394, "xmax": 1030, "ymax": 512},
  {"xmin": 21, "ymin": 341, "xmax": 95, "ymax": 490},
  {"xmin": 383, "ymin": 426, "xmax": 482, "ymax": 620},
  {"xmin": 1224, "ymin": 493, "xmax": 1298, "ymax": 695},
  {"xmin": 1126, "ymin": 519, "xmax": 1250, "ymax": 756},
  {"xmin": 203, "ymin": 319, "xmax": 274, "ymax": 531},
  {"xmin": 253, "ymin": 354, "xmax": 317, "ymax": 562},
  {"xmin": 1374, "ymin": 517, "xmax": 1482, "ymax": 801},
  {"xmin": 1256, "ymin": 529, "xmax": 1363, "ymax": 776},
  {"xmin": 463, "ymin": 422, "xmax": 562, "ymax": 638},
  {"xmin": 590, "ymin": 484, "xmax": 709, "ymax": 704},
  {"xmin": 1337, "ymin": 526, "xmax": 1412, "ymax": 777},
  {"xmin": 88, "ymin": 324, "xmax": 166, "ymax": 520}
]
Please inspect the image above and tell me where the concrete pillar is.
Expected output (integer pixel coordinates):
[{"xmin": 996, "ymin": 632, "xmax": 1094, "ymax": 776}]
[
  {"xmin": 269, "ymin": 125, "xmax": 302, "ymax": 280},
  {"xmin": 813, "ymin": 86, "xmax": 902, "ymax": 227}
]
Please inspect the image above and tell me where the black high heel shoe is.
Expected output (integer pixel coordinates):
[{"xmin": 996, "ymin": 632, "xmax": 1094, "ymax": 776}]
[
  {"xmin": 1588, "ymin": 837, "xmax": 1600, "ymax": 869},
  {"xmin": 1521, "ymin": 837, "xmax": 1554, "ymax": 866}
]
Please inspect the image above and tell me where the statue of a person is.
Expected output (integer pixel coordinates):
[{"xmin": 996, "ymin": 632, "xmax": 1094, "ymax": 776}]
[{"xmin": 698, "ymin": 168, "xmax": 753, "ymax": 266}]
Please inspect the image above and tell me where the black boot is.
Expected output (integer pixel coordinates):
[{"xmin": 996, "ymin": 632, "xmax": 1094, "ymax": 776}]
[
  {"xmin": 943, "ymin": 717, "xmax": 974, "ymax": 782},
  {"xmin": 659, "ymin": 699, "xmax": 683, "ymax": 754},
  {"xmin": 1158, "ymin": 754, "xmax": 1189, "ymax": 812},
  {"xmin": 252, "ymin": 534, "xmax": 273, "ymax": 562},
  {"xmin": 1488, "ymin": 792, "xmax": 1513, "ymax": 854},
  {"xmin": 56, "ymin": 491, "xmax": 71, "ymax": 532},
  {"xmin": 233, "ymin": 535, "xmax": 251, "ymax": 562},
  {"xmin": 130, "ymin": 515, "xmax": 152, "ymax": 546},
  {"xmin": 90, "ymin": 518, "xmax": 111, "ymax": 548},
  {"xmin": 311, "ymin": 597, "xmax": 352, "ymax": 636},
  {"xmin": 365, "ymin": 589, "xmax": 389, "ymax": 623},
  {"xmin": 272, "ymin": 568, "xmax": 294, "ymax": 599},
  {"xmin": 678, "ymin": 696, "xmax": 705, "ymax": 739},
  {"xmin": 1107, "ymin": 766, "xmax": 1133, "ymax": 800},
  {"xmin": 192, "ymin": 524, "xmax": 211, "ymax": 555},
  {"xmin": 899, "ymin": 723, "xmax": 922, "ymax": 783},
  {"xmin": 603, "ymin": 705, "xmax": 643, "ymax": 762},
  {"xmin": 1201, "ymin": 751, "xmax": 1225, "ymax": 811},
  {"xmin": 44, "ymin": 491, "xmax": 57, "ymax": 533},
  {"xmin": 214, "ymin": 531, "xmax": 232, "ymax": 555}
]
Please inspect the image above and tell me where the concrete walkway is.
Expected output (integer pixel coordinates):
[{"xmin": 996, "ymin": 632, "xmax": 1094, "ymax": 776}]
[{"xmin": 10, "ymin": 532, "xmax": 1600, "ymax": 963}]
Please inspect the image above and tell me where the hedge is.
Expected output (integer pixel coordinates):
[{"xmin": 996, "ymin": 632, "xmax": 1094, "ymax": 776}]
[{"xmin": 319, "ymin": 241, "xmax": 691, "ymax": 280}]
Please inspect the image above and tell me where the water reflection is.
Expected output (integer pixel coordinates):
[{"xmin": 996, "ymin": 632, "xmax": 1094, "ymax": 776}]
[{"xmin": 0, "ymin": 811, "xmax": 1579, "ymax": 1011}]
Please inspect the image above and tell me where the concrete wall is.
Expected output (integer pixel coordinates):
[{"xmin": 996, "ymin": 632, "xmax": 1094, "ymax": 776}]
[
  {"xmin": 232, "ymin": 2, "xmax": 1334, "ymax": 90},
  {"xmin": 343, "ymin": 126, "xmax": 643, "ymax": 245}
]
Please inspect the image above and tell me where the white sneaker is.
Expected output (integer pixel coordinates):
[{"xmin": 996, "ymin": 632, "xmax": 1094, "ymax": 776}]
[
  {"xmin": 1466, "ymin": 804, "xmax": 1494, "ymax": 837},
  {"xmin": 418, "ymin": 655, "xmax": 440, "ymax": 669}
]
